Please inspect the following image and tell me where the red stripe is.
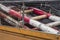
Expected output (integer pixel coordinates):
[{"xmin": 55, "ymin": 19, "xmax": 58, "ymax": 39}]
[
  {"xmin": 29, "ymin": 7, "xmax": 51, "ymax": 17},
  {"xmin": 33, "ymin": 8, "xmax": 51, "ymax": 17},
  {"xmin": 9, "ymin": 10, "xmax": 30, "ymax": 23},
  {"xmin": 33, "ymin": 9, "xmax": 44, "ymax": 15}
]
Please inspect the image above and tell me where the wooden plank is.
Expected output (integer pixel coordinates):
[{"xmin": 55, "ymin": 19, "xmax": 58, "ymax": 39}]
[
  {"xmin": 58, "ymin": 35, "xmax": 60, "ymax": 40},
  {"xmin": 0, "ymin": 31, "xmax": 30, "ymax": 40},
  {"xmin": 0, "ymin": 30, "xmax": 49, "ymax": 40},
  {"xmin": 0, "ymin": 26, "xmax": 58, "ymax": 40}
]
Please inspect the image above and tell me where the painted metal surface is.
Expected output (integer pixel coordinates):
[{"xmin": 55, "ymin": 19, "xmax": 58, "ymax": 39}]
[{"xmin": 0, "ymin": 4, "xmax": 59, "ymax": 34}]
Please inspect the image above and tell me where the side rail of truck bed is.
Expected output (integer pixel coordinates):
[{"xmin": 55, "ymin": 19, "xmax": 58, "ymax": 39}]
[{"xmin": 0, "ymin": 26, "xmax": 59, "ymax": 40}]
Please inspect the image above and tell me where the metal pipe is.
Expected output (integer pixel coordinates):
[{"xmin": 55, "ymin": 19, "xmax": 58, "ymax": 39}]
[
  {"xmin": 29, "ymin": 7, "xmax": 60, "ymax": 21},
  {"xmin": 0, "ymin": 11, "xmax": 29, "ymax": 29},
  {"xmin": 46, "ymin": 21, "xmax": 60, "ymax": 27},
  {"xmin": 19, "ymin": 9, "xmax": 33, "ymax": 14},
  {"xmin": 31, "ymin": 15, "xmax": 60, "ymax": 27},
  {"xmin": 31, "ymin": 15, "xmax": 47, "ymax": 20},
  {"xmin": 0, "ymin": 4, "xmax": 59, "ymax": 34}
]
